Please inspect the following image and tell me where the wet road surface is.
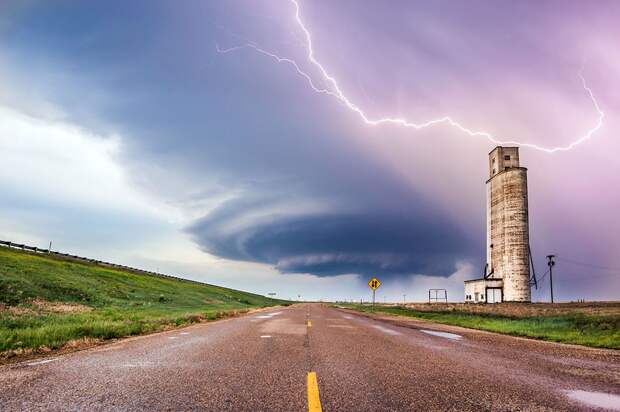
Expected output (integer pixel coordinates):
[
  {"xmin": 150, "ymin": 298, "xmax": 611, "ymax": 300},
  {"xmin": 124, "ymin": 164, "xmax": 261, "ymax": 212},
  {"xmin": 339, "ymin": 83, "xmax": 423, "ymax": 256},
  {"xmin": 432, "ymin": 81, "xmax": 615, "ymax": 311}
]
[{"xmin": 1, "ymin": 304, "xmax": 619, "ymax": 411}]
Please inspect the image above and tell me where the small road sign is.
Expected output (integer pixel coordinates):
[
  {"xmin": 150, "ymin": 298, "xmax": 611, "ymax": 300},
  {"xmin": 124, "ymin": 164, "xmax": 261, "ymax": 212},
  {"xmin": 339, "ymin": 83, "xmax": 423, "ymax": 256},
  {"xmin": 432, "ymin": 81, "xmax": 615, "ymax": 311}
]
[
  {"xmin": 368, "ymin": 277, "xmax": 381, "ymax": 311},
  {"xmin": 368, "ymin": 277, "xmax": 381, "ymax": 291}
]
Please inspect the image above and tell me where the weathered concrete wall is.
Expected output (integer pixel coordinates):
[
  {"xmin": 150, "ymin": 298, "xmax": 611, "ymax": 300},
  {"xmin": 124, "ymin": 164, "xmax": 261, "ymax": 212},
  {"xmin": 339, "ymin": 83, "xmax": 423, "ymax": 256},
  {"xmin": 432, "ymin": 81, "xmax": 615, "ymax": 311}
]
[
  {"xmin": 487, "ymin": 164, "xmax": 531, "ymax": 302},
  {"xmin": 465, "ymin": 278, "xmax": 503, "ymax": 303},
  {"xmin": 489, "ymin": 146, "xmax": 520, "ymax": 178},
  {"xmin": 466, "ymin": 146, "xmax": 532, "ymax": 303}
]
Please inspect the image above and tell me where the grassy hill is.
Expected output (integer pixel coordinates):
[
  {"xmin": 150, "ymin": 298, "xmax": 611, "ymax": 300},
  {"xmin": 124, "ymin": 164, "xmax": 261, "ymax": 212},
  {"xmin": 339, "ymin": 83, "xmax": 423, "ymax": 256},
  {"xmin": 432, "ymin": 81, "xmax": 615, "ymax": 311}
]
[{"xmin": 0, "ymin": 247, "xmax": 285, "ymax": 359}]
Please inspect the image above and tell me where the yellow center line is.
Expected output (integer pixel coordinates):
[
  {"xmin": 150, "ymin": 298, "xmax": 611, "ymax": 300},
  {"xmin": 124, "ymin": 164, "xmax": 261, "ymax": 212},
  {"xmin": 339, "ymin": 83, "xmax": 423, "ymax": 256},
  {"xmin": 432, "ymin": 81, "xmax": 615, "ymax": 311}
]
[{"xmin": 307, "ymin": 372, "xmax": 323, "ymax": 412}]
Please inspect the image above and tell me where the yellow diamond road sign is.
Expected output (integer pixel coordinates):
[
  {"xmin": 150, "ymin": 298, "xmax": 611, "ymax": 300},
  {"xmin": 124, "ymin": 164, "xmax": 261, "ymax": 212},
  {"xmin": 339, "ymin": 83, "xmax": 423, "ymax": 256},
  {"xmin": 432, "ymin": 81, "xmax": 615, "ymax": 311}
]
[{"xmin": 368, "ymin": 277, "xmax": 381, "ymax": 291}]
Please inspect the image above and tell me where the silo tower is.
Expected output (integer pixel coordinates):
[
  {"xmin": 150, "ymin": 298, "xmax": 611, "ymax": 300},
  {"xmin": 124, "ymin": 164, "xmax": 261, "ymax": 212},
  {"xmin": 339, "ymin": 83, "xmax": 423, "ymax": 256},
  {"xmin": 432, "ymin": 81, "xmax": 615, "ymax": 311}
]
[{"xmin": 465, "ymin": 146, "xmax": 531, "ymax": 303}]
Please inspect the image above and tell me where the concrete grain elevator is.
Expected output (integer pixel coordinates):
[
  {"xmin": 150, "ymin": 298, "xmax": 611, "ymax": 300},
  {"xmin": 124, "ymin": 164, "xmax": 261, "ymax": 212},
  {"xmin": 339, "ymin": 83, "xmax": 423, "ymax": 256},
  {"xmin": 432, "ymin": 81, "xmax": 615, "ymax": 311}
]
[{"xmin": 465, "ymin": 147, "xmax": 532, "ymax": 303}]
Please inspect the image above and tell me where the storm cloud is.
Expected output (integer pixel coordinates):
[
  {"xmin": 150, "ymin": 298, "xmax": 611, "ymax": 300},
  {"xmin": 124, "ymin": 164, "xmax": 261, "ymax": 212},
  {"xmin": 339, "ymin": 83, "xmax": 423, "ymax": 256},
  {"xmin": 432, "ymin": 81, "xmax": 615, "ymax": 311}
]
[
  {"xmin": 1, "ymin": 0, "xmax": 619, "ymax": 300},
  {"xmin": 188, "ymin": 194, "xmax": 477, "ymax": 277}
]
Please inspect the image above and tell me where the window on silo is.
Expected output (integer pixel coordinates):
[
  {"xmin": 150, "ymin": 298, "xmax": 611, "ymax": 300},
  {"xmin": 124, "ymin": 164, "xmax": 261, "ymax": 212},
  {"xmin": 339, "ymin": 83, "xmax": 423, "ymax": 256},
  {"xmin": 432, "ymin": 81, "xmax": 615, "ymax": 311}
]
[{"xmin": 504, "ymin": 155, "xmax": 511, "ymax": 160}]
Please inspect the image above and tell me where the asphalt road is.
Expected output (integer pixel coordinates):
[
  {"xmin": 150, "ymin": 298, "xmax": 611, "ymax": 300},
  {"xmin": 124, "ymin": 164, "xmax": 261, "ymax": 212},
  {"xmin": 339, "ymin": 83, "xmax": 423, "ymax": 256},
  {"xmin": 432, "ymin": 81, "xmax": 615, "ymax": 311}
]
[{"xmin": 1, "ymin": 304, "xmax": 619, "ymax": 411}]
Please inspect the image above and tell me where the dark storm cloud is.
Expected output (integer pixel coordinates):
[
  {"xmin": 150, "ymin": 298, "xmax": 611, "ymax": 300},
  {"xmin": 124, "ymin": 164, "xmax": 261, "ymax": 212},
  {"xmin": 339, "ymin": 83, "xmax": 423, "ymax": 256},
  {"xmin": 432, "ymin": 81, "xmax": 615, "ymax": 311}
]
[
  {"xmin": 188, "ymin": 195, "xmax": 478, "ymax": 278},
  {"xmin": 0, "ymin": 0, "xmax": 485, "ymax": 279},
  {"xmin": 2, "ymin": 0, "xmax": 619, "ymax": 300}
]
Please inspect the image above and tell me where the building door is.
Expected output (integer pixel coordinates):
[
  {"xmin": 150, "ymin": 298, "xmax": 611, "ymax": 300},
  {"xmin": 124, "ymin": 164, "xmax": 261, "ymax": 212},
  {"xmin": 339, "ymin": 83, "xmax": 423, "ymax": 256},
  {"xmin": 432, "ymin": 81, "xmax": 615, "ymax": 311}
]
[{"xmin": 487, "ymin": 288, "xmax": 502, "ymax": 303}]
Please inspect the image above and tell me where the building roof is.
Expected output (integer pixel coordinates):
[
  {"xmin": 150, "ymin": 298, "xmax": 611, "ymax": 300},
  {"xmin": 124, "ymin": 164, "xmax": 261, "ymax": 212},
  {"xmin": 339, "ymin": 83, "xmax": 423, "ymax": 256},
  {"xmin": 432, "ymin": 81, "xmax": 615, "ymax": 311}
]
[
  {"xmin": 488, "ymin": 145, "xmax": 519, "ymax": 155},
  {"xmin": 464, "ymin": 278, "xmax": 486, "ymax": 283}
]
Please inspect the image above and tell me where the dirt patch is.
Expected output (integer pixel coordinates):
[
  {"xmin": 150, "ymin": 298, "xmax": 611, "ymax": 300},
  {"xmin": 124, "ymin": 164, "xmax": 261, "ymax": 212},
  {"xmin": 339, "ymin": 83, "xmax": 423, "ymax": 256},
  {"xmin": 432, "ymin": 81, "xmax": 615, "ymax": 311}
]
[
  {"xmin": 0, "ymin": 304, "xmax": 36, "ymax": 315},
  {"xmin": 393, "ymin": 301, "xmax": 620, "ymax": 318},
  {"xmin": 0, "ymin": 337, "xmax": 102, "ymax": 364},
  {"xmin": 1, "ymin": 300, "xmax": 93, "ymax": 314},
  {"xmin": 28, "ymin": 299, "xmax": 93, "ymax": 314},
  {"xmin": 61, "ymin": 337, "xmax": 101, "ymax": 350}
]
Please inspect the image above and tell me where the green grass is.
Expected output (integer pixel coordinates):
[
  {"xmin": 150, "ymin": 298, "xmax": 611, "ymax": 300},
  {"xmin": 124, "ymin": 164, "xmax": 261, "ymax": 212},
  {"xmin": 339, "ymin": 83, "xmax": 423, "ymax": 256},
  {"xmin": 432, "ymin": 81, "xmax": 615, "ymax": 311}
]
[
  {"xmin": 339, "ymin": 304, "xmax": 620, "ymax": 349},
  {"xmin": 0, "ymin": 247, "xmax": 287, "ymax": 356}
]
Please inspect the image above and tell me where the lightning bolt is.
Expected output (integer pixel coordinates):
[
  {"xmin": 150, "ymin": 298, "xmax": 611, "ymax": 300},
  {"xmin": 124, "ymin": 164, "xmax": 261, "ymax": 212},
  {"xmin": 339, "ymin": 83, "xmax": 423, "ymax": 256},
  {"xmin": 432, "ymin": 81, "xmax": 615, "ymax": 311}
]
[{"xmin": 218, "ymin": 0, "xmax": 605, "ymax": 153}]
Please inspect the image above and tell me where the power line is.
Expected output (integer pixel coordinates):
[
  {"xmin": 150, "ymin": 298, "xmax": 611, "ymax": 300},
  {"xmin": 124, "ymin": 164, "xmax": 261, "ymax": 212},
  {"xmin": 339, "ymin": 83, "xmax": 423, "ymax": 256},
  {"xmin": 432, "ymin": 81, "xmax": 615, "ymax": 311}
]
[
  {"xmin": 537, "ymin": 268, "xmax": 551, "ymax": 285},
  {"xmin": 533, "ymin": 268, "xmax": 551, "ymax": 295},
  {"xmin": 534, "ymin": 267, "xmax": 615, "ymax": 297},
  {"xmin": 555, "ymin": 257, "xmax": 620, "ymax": 273},
  {"xmin": 556, "ymin": 272, "xmax": 615, "ymax": 279}
]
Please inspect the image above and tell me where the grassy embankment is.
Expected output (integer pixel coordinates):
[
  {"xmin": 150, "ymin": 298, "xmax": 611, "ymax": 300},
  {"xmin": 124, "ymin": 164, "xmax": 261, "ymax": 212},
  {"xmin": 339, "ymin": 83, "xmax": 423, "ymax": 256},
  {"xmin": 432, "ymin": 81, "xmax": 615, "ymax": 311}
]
[
  {"xmin": 0, "ymin": 247, "xmax": 286, "ymax": 359},
  {"xmin": 339, "ymin": 303, "xmax": 620, "ymax": 349}
]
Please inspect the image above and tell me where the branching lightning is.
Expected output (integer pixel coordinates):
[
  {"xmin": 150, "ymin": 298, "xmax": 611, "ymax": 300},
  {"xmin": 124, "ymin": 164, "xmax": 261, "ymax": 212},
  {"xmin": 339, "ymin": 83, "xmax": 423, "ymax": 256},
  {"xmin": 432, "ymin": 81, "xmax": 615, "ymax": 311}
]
[{"xmin": 217, "ymin": 0, "xmax": 605, "ymax": 153}]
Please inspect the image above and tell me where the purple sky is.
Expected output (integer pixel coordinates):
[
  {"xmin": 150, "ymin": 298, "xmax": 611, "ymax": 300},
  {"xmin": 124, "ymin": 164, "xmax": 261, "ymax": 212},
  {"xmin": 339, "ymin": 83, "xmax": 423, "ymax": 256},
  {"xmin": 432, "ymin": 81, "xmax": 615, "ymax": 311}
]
[{"xmin": 0, "ymin": 0, "xmax": 619, "ymax": 301}]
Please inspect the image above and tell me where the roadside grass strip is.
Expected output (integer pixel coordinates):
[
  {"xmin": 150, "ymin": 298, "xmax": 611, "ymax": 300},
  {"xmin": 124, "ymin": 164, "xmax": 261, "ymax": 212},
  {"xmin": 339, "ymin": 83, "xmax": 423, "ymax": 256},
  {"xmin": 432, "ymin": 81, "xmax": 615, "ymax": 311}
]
[{"xmin": 339, "ymin": 304, "xmax": 620, "ymax": 349}]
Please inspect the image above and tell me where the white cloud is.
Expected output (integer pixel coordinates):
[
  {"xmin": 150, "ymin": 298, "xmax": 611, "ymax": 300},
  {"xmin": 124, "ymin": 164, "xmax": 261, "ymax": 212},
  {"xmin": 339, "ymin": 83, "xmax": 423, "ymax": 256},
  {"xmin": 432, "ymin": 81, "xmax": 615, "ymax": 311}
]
[
  {"xmin": 0, "ymin": 105, "xmax": 180, "ymax": 222},
  {"xmin": 0, "ymin": 102, "xmax": 345, "ymax": 300}
]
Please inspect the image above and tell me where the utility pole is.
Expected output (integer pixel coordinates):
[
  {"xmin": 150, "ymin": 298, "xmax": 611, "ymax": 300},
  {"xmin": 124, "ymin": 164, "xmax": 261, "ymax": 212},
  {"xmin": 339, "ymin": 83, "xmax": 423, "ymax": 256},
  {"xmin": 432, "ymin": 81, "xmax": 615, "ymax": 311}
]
[
  {"xmin": 546, "ymin": 255, "xmax": 556, "ymax": 303},
  {"xmin": 403, "ymin": 294, "xmax": 406, "ymax": 305}
]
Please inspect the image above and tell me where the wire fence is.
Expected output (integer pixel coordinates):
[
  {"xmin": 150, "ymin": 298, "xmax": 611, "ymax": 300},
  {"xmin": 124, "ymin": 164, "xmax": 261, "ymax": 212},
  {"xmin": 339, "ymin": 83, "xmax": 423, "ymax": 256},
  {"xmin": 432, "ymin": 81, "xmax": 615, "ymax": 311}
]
[{"xmin": 0, "ymin": 239, "xmax": 209, "ymax": 287}]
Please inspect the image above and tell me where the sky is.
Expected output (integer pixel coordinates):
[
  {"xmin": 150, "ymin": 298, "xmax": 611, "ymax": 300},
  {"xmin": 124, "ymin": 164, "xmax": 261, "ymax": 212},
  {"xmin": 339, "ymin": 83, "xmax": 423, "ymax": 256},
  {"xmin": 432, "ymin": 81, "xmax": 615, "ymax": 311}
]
[{"xmin": 1, "ymin": 0, "xmax": 619, "ymax": 302}]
